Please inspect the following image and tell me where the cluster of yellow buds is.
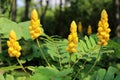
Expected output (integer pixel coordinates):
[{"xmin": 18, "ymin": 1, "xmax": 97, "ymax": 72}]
[
  {"xmin": 7, "ymin": 30, "xmax": 21, "ymax": 58},
  {"xmin": 97, "ymin": 9, "xmax": 111, "ymax": 46},
  {"xmin": 29, "ymin": 9, "xmax": 41, "ymax": 40},
  {"xmin": 78, "ymin": 22, "xmax": 83, "ymax": 33},
  {"xmin": 66, "ymin": 21, "xmax": 78, "ymax": 53},
  {"xmin": 87, "ymin": 25, "xmax": 92, "ymax": 35}
]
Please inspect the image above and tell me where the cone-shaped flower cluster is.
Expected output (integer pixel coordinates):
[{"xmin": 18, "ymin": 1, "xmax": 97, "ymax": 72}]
[
  {"xmin": 7, "ymin": 30, "xmax": 21, "ymax": 58},
  {"xmin": 29, "ymin": 9, "xmax": 41, "ymax": 40},
  {"xmin": 97, "ymin": 9, "xmax": 111, "ymax": 46},
  {"xmin": 87, "ymin": 25, "xmax": 92, "ymax": 35},
  {"xmin": 66, "ymin": 21, "xmax": 78, "ymax": 53},
  {"xmin": 78, "ymin": 22, "xmax": 82, "ymax": 33}
]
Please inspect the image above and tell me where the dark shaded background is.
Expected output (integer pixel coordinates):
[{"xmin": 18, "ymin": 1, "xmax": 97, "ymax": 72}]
[{"xmin": 0, "ymin": 0, "xmax": 120, "ymax": 38}]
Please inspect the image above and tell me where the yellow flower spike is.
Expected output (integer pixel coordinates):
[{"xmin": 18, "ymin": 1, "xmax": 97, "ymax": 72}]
[
  {"xmin": 66, "ymin": 21, "xmax": 78, "ymax": 53},
  {"xmin": 78, "ymin": 22, "xmax": 83, "ymax": 33},
  {"xmin": 97, "ymin": 9, "xmax": 111, "ymax": 46},
  {"xmin": 87, "ymin": 25, "xmax": 92, "ymax": 35},
  {"xmin": 29, "ymin": 9, "xmax": 41, "ymax": 40},
  {"xmin": 7, "ymin": 30, "xmax": 21, "ymax": 58},
  {"xmin": 31, "ymin": 9, "xmax": 39, "ymax": 20}
]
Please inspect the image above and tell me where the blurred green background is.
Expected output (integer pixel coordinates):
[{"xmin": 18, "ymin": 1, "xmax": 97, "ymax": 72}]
[{"xmin": 0, "ymin": 0, "xmax": 119, "ymax": 37}]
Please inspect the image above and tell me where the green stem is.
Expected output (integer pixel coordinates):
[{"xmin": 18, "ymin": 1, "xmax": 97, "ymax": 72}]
[
  {"xmin": 36, "ymin": 38, "xmax": 50, "ymax": 67},
  {"xmin": 81, "ymin": 46, "xmax": 102, "ymax": 80},
  {"xmin": 16, "ymin": 57, "xmax": 27, "ymax": 73},
  {"xmin": 44, "ymin": 34, "xmax": 54, "ymax": 42},
  {"xmin": 69, "ymin": 54, "xmax": 72, "ymax": 68},
  {"xmin": 73, "ymin": 61, "xmax": 87, "ymax": 80},
  {"xmin": 71, "ymin": 58, "xmax": 81, "ymax": 68},
  {"xmin": 54, "ymin": 41, "xmax": 62, "ymax": 70}
]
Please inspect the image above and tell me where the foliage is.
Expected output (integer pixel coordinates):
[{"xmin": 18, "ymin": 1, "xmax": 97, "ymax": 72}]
[
  {"xmin": 0, "ymin": 14, "xmax": 120, "ymax": 80},
  {"xmin": 29, "ymin": 66, "xmax": 72, "ymax": 80}
]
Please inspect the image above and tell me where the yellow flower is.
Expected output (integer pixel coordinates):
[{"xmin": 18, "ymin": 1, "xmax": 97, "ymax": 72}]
[
  {"xmin": 29, "ymin": 9, "xmax": 41, "ymax": 40},
  {"xmin": 78, "ymin": 22, "xmax": 82, "ymax": 33},
  {"xmin": 97, "ymin": 9, "xmax": 111, "ymax": 46},
  {"xmin": 66, "ymin": 21, "xmax": 78, "ymax": 53},
  {"xmin": 7, "ymin": 30, "xmax": 21, "ymax": 58},
  {"xmin": 87, "ymin": 25, "xmax": 92, "ymax": 35}
]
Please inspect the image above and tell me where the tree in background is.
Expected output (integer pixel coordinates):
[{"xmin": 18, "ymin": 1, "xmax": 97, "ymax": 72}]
[
  {"xmin": 0, "ymin": 0, "xmax": 119, "ymax": 37},
  {"xmin": 40, "ymin": 0, "xmax": 49, "ymax": 25},
  {"xmin": 11, "ymin": 0, "xmax": 17, "ymax": 21},
  {"xmin": 53, "ymin": 0, "xmax": 114, "ymax": 37}
]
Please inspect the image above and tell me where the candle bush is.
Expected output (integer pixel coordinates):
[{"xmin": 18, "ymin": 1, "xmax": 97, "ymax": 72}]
[{"xmin": 0, "ymin": 9, "xmax": 120, "ymax": 80}]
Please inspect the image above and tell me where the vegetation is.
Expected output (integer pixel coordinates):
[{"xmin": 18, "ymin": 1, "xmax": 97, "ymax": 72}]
[{"xmin": 0, "ymin": 0, "xmax": 120, "ymax": 80}]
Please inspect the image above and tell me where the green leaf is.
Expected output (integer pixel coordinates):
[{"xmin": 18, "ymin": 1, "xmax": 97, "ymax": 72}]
[
  {"xmin": 104, "ymin": 66, "xmax": 118, "ymax": 80},
  {"xmin": 6, "ymin": 74, "xmax": 14, "ymax": 80},
  {"xmin": 0, "ymin": 74, "xmax": 5, "ymax": 80},
  {"xmin": 30, "ymin": 66, "xmax": 72, "ymax": 80},
  {"xmin": 71, "ymin": 54, "xmax": 77, "ymax": 62},
  {"xmin": 0, "ymin": 65, "xmax": 21, "ymax": 72},
  {"xmin": 26, "ymin": 66, "xmax": 35, "ymax": 72},
  {"xmin": 108, "ymin": 40, "xmax": 120, "ymax": 58},
  {"xmin": 89, "ymin": 36, "xmax": 96, "ymax": 46},
  {"xmin": 96, "ymin": 69, "xmax": 106, "ymax": 80},
  {"xmin": 29, "ymin": 73, "xmax": 49, "ymax": 80},
  {"xmin": 114, "ymin": 74, "xmax": 120, "ymax": 80},
  {"xmin": 16, "ymin": 76, "xmax": 26, "ymax": 80},
  {"xmin": 0, "ymin": 18, "xmax": 22, "ymax": 40},
  {"xmin": 58, "ymin": 68, "xmax": 72, "ymax": 77},
  {"xmin": 18, "ymin": 21, "xmax": 31, "ymax": 40},
  {"xmin": 79, "ymin": 40, "xmax": 88, "ymax": 52},
  {"xmin": 84, "ymin": 36, "xmax": 92, "ymax": 49}
]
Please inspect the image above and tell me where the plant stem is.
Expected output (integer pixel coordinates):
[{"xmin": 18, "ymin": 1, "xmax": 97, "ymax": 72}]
[
  {"xmin": 71, "ymin": 57, "xmax": 81, "ymax": 68},
  {"xmin": 36, "ymin": 38, "xmax": 50, "ymax": 67},
  {"xmin": 81, "ymin": 46, "xmax": 102, "ymax": 80},
  {"xmin": 73, "ymin": 61, "xmax": 87, "ymax": 80},
  {"xmin": 54, "ymin": 41, "xmax": 62, "ymax": 70},
  {"xmin": 44, "ymin": 34, "xmax": 54, "ymax": 42},
  {"xmin": 43, "ymin": 34, "xmax": 62, "ymax": 70},
  {"xmin": 16, "ymin": 57, "xmax": 27, "ymax": 73},
  {"xmin": 69, "ymin": 54, "xmax": 72, "ymax": 68}
]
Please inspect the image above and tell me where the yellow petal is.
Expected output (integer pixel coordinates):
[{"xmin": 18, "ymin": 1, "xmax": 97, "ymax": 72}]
[
  {"xmin": 70, "ymin": 21, "xmax": 77, "ymax": 32},
  {"xmin": 98, "ymin": 27, "xmax": 103, "ymax": 32},
  {"xmin": 16, "ymin": 52, "xmax": 21, "ymax": 58},
  {"xmin": 68, "ymin": 42, "xmax": 75, "ymax": 48},
  {"xmin": 71, "ymin": 48, "xmax": 77, "ymax": 53},
  {"xmin": 103, "ymin": 42, "xmax": 108, "ymax": 46},
  {"xmin": 7, "ymin": 41, "xmax": 11, "ymax": 47}
]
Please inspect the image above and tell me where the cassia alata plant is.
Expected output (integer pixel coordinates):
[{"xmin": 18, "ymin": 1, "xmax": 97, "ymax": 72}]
[
  {"xmin": 7, "ymin": 30, "xmax": 21, "ymax": 58},
  {"xmin": 66, "ymin": 21, "xmax": 78, "ymax": 53},
  {"xmin": 29, "ymin": 9, "xmax": 41, "ymax": 40},
  {"xmin": 97, "ymin": 9, "xmax": 111, "ymax": 46}
]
